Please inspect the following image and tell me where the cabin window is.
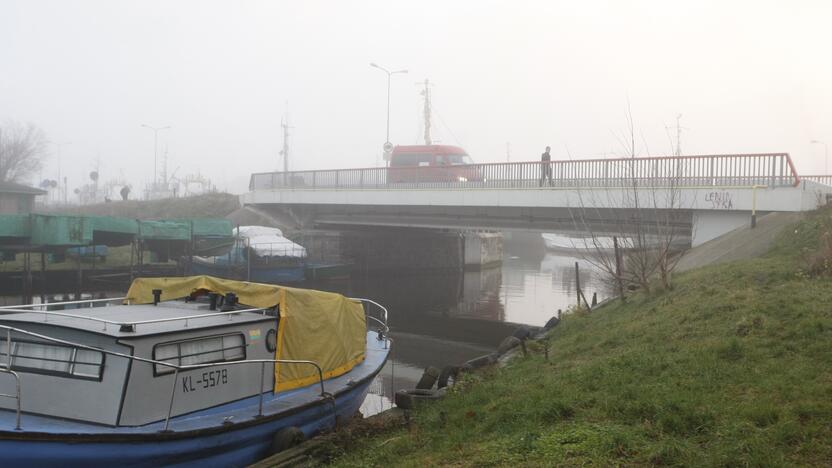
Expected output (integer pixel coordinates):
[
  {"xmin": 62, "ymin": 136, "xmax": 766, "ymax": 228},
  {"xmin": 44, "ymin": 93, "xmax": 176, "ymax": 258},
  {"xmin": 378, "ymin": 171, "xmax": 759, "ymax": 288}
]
[
  {"xmin": 0, "ymin": 340, "xmax": 105, "ymax": 380},
  {"xmin": 153, "ymin": 333, "xmax": 246, "ymax": 375},
  {"xmin": 265, "ymin": 329, "xmax": 277, "ymax": 353}
]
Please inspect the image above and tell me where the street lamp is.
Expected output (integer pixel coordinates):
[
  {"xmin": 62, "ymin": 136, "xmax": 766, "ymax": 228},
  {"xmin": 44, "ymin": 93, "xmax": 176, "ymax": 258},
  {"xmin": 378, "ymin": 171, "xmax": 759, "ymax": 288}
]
[
  {"xmin": 370, "ymin": 63, "xmax": 407, "ymax": 163},
  {"xmin": 811, "ymin": 140, "xmax": 829, "ymax": 174},
  {"xmin": 141, "ymin": 124, "xmax": 171, "ymax": 188},
  {"xmin": 52, "ymin": 141, "xmax": 71, "ymax": 204}
]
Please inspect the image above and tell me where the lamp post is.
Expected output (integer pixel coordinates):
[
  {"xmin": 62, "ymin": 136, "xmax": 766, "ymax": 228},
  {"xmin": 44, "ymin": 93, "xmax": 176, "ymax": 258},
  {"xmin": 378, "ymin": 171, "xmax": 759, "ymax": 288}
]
[
  {"xmin": 53, "ymin": 141, "xmax": 71, "ymax": 204},
  {"xmin": 811, "ymin": 140, "xmax": 829, "ymax": 174},
  {"xmin": 370, "ymin": 63, "xmax": 407, "ymax": 164},
  {"xmin": 141, "ymin": 124, "xmax": 171, "ymax": 189}
]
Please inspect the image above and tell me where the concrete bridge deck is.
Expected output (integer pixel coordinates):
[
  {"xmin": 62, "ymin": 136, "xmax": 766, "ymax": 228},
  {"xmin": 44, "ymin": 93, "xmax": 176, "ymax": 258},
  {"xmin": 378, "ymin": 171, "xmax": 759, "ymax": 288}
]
[{"xmin": 242, "ymin": 153, "xmax": 831, "ymax": 246}]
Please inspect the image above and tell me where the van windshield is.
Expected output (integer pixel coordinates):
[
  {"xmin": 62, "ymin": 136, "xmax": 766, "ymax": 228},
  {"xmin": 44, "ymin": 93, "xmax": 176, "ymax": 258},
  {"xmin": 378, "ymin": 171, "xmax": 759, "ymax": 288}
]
[
  {"xmin": 391, "ymin": 152, "xmax": 475, "ymax": 167},
  {"xmin": 445, "ymin": 154, "xmax": 474, "ymax": 165}
]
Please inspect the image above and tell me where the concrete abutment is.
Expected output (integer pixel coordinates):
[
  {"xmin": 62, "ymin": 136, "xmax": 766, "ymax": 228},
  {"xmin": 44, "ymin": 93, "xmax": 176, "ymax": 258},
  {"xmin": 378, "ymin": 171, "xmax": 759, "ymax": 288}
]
[{"xmin": 691, "ymin": 210, "xmax": 755, "ymax": 247}]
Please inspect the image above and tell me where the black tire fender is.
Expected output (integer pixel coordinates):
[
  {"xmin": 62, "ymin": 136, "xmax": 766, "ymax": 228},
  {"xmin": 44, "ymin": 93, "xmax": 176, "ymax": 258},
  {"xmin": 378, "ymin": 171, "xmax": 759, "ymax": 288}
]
[
  {"xmin": 271, "ymin": 426, "xmax": 305, "ymax": 454},
  {"xmin": 415, "ymin": 366, "xmax": 441, "ymax": 390},
  {"xmin": 512, "ymin": 326, "xmax": 532, "ymax": 341},
  {"xmin": 437, "ymin": 366, "xmax": 461, "ymax": 389},
  {"xmin": 394, "ymin": 388, "xmax": 446, "ymax": 410},
  {"xmin": 463, "ymin": 352, "xmax": 499, "ymax": 369},
  {"xmin": 497, "ymin": 336, "xmax": 522, "ymax": 355},
  {"xmin": 544, "ymin": 316, "xmax": 561, "ymax": 330}
]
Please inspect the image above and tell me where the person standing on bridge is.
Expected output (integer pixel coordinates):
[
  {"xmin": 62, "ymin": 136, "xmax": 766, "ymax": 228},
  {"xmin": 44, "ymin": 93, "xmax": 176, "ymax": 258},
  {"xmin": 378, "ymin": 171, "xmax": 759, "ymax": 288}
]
[{"xmin": 539, "ymin": 146, "xmax": 553, "ymax": 187}]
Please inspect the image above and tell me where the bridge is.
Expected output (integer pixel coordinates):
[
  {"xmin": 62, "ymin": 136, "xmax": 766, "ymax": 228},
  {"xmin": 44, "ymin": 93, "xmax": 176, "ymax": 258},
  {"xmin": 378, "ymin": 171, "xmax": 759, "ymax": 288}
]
[{"xmin": 241, "ymin": 153, "xmax": 832, "ymax": 247}]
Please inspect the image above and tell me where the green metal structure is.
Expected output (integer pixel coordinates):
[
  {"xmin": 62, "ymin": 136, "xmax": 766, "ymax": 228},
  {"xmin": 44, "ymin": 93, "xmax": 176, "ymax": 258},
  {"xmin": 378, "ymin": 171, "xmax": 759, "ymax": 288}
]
[{"xmin": 0, "ymin": 214, "xmax": 233, "ymax": 254}]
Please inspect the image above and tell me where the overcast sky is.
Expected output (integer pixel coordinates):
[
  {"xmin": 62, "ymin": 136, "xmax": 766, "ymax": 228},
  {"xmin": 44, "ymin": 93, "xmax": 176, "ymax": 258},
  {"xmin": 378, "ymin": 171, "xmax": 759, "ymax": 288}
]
[{"xmin": 1, "ymin": 0, "xmax": 830, "ymax": 195}]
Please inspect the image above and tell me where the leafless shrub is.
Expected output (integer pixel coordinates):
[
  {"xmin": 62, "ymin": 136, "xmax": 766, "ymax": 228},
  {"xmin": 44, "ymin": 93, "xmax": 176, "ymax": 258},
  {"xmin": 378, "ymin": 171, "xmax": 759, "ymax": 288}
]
[
  {"xmin": 566, "ymin": 104, "xmax": 690, "ymax": 301},
  {"xmin": 0, "ymin": 121, "xmax": 48, "ymax": 182},
  {"xmin": 802, "ymin": 230, "xmax": 832, "ymax": 277}
]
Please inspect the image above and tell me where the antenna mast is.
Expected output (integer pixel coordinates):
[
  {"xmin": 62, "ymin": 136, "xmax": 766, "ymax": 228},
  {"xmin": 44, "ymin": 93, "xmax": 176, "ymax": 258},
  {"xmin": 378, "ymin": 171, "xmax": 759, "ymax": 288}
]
[
  {"xmin": 161, "ymin": 146, "xmax": 169, "ymax": 186},
  {"xmin": 280, "ymin": 104, "xmax": 291, "ymax": 172},
  {"xmin": 420, "ymin": 79, "xmax": 432, "ymax": 145},
  {"xmin": 675, "ymin": 114, "xmax": 683, "ymax": 156},
  {"xmin": 665, "ymin": 113, "xmax": 687, "ymax": 157}
]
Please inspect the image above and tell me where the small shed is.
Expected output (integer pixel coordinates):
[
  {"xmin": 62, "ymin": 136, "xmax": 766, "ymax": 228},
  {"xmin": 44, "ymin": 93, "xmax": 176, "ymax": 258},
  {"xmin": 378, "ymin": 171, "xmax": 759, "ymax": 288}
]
[{"xmin": 0, "ymin": 181, "xmax": 47, "ymax": 214}]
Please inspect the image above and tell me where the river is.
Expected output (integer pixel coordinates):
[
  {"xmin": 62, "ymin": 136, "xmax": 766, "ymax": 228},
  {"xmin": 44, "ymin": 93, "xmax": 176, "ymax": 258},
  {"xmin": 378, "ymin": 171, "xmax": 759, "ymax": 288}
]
[{"xmin": 298, "ymin": 247, "xmax": 610, "ymax": 416}]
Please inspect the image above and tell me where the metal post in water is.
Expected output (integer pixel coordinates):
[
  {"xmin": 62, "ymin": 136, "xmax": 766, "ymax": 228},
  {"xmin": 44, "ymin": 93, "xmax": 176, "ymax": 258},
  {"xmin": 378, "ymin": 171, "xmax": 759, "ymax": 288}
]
[
  {"xmin": 129, "ymin": 239, "xmax": 135, "ymax": 282},
  {"xmin": 613, "ymin": 236, "xmax": 624, "ymax": 300},
  {"xmin": 22, "ymin": 252, "xmax": 31, "ymax": 305},
  {"xmin": 76, "ymin": 249, "xmax": 83, "ymax": 301},
  {"xmin": 247, "ymin": 238, "xmax": 252, "ymax": 282},
  {"xmin": 40, "ymin": 251, "xmax": 47, "ymax": 305},
  {"xmin": 390, "ymin": 345, "xmax": 395, "ymax": 408}
]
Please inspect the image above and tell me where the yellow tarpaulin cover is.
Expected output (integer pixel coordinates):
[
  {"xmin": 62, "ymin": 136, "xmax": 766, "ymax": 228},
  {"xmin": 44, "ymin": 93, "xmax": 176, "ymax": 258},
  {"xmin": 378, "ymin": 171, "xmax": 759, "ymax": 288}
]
[{"xmin": 126, "ymin": 275, "xmax": 366, "ymax": 392}]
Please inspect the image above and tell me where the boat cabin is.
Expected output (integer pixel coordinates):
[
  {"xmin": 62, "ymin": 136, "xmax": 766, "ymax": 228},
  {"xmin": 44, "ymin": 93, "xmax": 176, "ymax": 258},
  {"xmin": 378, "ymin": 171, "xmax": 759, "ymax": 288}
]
[{"xmin": 0, "ymin": 296, "xmax": 278, "ymax": 426}]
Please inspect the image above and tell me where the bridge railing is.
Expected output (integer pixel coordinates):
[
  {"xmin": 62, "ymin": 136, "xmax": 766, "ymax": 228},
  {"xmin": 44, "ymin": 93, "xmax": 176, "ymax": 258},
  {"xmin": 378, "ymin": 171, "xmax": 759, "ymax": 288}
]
[
  {"xmin": 800, "ymin": 175, "xmax": 832, "ymax": 186},
  {"xmin": 250, "ymin": 153, "xmax": 800, "ymax": 191}
]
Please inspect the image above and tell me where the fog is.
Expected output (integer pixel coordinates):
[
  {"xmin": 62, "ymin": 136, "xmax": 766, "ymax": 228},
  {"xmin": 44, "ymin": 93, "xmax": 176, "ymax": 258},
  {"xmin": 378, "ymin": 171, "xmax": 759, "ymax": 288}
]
[{"xmin": 1, "ymin": 0, "xmax": 830, "ymax": 196}]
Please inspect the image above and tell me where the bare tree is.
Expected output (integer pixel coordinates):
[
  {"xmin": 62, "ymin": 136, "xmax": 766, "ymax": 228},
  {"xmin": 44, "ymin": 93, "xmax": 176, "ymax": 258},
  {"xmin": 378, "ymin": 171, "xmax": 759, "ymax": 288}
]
[
  {"xmin": 565, "ymin": 104, "xmax": 691, "ymax": 302},
  {"xmin": 0, "ymin": 121, "xmax": 48, "ymax": 182}
]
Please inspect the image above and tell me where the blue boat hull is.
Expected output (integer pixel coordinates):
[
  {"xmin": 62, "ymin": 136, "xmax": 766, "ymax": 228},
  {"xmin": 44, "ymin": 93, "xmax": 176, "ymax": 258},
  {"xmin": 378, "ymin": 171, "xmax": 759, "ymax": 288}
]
[{"xmin": 0, "ymin": 376, "xmax": 374, "ymax": 467}]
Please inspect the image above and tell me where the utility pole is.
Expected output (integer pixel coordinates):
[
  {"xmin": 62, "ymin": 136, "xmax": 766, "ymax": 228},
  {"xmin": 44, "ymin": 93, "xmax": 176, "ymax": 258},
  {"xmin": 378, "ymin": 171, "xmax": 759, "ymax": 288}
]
[
  {"xmin": 665, "ymin": 114, "xmax": 686, "ymax": 157},
  {"xmin": 161, "ymin": 146, "xmax": 169, "ymax": 189},
  {"xmin": 141, "ymin": 124, "xmax": 171, "ymax": 192},
  {"xmin": 370, "ymin": 63, "xmax": 408, "ymax": 164},
  {"xmin": 280, "ymin": 108, "xmax": 291, "ymax": 173},
  {"xmin": 52, "ymin": 141, "xmax": 71, "ymax": 204},
  {"xmin": 675, "ymin": 114, "xmax": 683, "ymax": 156},
  {"xmin": 420, "ymin": 79, "xmax": 432, "ymax": 145}
]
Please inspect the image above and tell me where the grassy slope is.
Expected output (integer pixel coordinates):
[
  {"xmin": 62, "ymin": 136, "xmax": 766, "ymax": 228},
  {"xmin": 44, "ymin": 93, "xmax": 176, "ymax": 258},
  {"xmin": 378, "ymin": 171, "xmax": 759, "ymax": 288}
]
[{"xmin": 332, "ymin": 210, "xmax": 832, "ymax": 466}]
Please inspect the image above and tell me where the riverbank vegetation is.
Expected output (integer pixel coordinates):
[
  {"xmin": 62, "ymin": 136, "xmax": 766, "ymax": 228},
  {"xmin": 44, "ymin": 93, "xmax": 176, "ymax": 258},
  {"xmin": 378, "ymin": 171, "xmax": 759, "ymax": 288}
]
[
  {"xmin": 44, "ymin": 192, "xmax": 240, "ymax": 219},
  {"xmin": 330, "ymin": 207, "xmax": 832, "ymax": 466}
]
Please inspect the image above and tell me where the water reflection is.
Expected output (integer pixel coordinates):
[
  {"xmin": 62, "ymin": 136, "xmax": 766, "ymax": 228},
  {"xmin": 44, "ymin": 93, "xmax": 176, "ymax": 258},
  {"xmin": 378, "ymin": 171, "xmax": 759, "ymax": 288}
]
[{"xmin": 313, "ymin": 250, "xmax": 609, "ymax": 416}]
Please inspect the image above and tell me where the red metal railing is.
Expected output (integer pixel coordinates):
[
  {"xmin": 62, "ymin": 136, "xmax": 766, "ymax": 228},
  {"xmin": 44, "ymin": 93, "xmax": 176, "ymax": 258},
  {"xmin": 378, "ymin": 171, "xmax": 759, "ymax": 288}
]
[{"xmin": 250, "ymin": 153, "xmax": 801, "ymax": 191}]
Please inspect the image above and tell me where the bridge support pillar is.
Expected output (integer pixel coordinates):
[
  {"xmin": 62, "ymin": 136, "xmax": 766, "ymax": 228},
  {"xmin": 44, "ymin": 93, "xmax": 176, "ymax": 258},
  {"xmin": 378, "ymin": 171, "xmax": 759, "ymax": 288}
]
[
  {"xmin": 463, "ymin": 232, "xmax": 503, "ymax": 270},
  {"xmin": 692, "ymin": 211, "xmax": 752, "ymax": 247}
]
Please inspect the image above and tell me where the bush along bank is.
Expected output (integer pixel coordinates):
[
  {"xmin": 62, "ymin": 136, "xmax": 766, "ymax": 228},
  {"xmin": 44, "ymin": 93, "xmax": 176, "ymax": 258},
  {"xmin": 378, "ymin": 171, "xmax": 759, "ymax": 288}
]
[{"xmin": 328, "ymin": 207, "xmax": 832, "ymax": 467}]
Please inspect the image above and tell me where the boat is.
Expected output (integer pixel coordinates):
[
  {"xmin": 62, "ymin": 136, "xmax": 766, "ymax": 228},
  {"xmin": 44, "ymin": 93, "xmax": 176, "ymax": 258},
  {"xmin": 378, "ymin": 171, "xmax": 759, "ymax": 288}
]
[
  {"xmin": 0, "ymin": 275, "xmax": 390, "ymax": 467},
  {"xmin": 190, "ymin": 226, "xmax": 307, "ymax": 283},
  {"xmin": 541, "ymin": 233, "xmax": 618, "ymax": 252}
]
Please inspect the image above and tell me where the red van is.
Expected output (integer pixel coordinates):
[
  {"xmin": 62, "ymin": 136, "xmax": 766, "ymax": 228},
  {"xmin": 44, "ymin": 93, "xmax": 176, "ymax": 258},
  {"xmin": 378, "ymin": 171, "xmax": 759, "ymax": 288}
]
[{"xmin": 387, "ymin": 145, "xmax": 483, "ymax": 183}]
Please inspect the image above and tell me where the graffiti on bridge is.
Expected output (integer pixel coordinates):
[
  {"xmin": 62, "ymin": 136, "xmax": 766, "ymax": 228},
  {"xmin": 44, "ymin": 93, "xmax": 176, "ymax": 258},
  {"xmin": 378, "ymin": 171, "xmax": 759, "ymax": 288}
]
[{"xmin": 705, "ymin": 191, "xmax": 734, "ymax": 209}]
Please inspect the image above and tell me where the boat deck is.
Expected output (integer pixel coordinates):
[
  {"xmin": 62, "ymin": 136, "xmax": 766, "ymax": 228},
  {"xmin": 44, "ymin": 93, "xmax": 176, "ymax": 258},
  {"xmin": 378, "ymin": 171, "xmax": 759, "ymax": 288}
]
[{"xmin": 0, "ymin": 331, "xmax": 389, "ymax": 435}]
